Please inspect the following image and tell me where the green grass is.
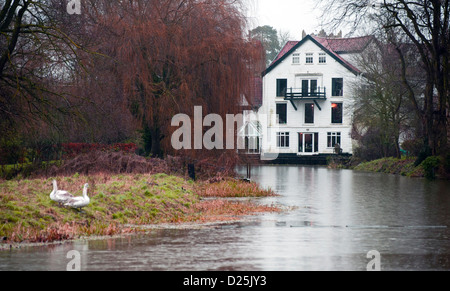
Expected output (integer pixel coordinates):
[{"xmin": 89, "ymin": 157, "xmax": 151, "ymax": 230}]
[{"xmin": 0, "ymin": 173, "xmax": 279, "ymax": 244}]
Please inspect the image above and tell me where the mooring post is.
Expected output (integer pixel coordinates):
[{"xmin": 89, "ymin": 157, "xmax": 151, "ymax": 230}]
[{"xmin": 188, "ymin": 164, "xmax": 196, "ymax": 181}]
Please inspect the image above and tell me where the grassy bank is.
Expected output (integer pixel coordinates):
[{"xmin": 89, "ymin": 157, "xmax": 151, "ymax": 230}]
[
  {"xmin": 327, "ymin": 152, "xmax": 450, "ymax": 180},
  {"xmin": 352, "ymin": 157, "xmax": 425, "ymax": 177},
  {"xmin": 352, "ymin": 155, "xmax": 450, "ymax": 180},
  {"xmin": 0, "ymin": 173, "xmax": 279, "ymax": 245}
]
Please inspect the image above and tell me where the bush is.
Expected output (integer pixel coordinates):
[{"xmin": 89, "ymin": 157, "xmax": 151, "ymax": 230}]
[
  {"xmin": 401, "ymin": 139, "xmax": 423, "ymax": 157},
  {"xmin": 0, "ymin": 135, "xmax": 23, "ymax": 165},
  {"xmin": 414, "ymin": 144, "xmax": 432, "ymax": 167},
  {"xmin": 421, "ymin": 156, "xmax": 442, "ymax": 180}
]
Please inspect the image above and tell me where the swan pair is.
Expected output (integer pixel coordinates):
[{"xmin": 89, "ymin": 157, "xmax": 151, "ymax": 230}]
[{"xmin": 50, "ymin": 180, "xmax": 90, "ymax": 211}]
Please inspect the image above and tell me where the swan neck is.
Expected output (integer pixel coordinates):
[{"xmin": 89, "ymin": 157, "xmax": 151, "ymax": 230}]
[{"xmin": 83, "ymin": 186, "xmax": 89, "ymax": 198}]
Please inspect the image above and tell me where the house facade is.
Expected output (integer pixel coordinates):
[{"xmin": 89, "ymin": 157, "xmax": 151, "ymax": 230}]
[{"xmin": 242, "ymin": 34, "xmax": 375, "ymax": 159}]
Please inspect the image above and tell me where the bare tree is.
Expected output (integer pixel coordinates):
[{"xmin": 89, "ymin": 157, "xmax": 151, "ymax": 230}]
[
  {"xmin": 319, "ymin": 0, "xmax": 449, "ymax": 155},
  {"xmin": 0, "ymin": 0, "xmax": 90, "ymax": 136},
  {"xmin": 351, "ymin": 41, "xmax": 421, "ymax": 159}
]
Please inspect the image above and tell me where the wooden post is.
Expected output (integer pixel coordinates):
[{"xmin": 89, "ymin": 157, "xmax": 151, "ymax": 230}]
[{"xmin": 188, "ymin": 164, "xmax": 196, "ymax": 181}]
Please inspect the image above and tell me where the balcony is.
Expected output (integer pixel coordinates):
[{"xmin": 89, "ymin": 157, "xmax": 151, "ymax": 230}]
[
  {"xmin": 284, "ymin": 87, "xmax": 327, "ymax": 100},
  {"xmin": 284, "ymin": 87, "xmax": 327, "ymax": 111}
]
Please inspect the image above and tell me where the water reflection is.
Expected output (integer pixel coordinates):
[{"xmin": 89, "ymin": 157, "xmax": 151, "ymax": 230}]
[{"xmin": 1, "ymin": 165, "xmax": 449, "ymax": 271}]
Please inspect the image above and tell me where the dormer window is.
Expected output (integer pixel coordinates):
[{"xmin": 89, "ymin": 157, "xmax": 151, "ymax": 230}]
[
  {"xmin": 306, "ymin": 53, "xmax": 314, "ymax": 64},
  {"xmin": 292, "ymin": 53, "xmax": 300, "ymax": 64}
]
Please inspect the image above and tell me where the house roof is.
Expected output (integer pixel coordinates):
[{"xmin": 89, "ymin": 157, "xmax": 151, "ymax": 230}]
[
  {"xmin": 313, "ymin": 35, "xmax": 375, "ymax": 54},
  {"xmin": 263, "ymin": 35, "xmax": 371, "ymax": 77},
  {"xmin": 271, "ymin": 41, "xmax": 300, "ymax": 64}
]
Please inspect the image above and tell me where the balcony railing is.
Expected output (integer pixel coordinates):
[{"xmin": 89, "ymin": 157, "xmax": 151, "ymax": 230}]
[{"xmin": 284, "ymin": 87, "xmax": 327, "ymax": 100}]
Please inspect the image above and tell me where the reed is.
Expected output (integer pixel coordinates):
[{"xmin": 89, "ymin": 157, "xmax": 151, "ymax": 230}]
[{"xmin": 196, "ymin": 179, "xmax": 276, "ymax": 198}]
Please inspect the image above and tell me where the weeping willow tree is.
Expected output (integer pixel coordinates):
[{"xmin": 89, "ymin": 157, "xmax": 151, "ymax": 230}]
[
  {"xmin": 86, "ymin": 0, "xmax": 263, "ymax": 158},
  {"xmin": 1, "ymin": 0, "xmax": 263, "ymax": 165}
]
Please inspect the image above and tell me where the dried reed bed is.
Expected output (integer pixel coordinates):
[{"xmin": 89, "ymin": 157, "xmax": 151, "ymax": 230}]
[
  {"xmin": 196, "ymin": 179, "xmax": 276, "ymax": 198},
  {"xmin": 33, "ymin": 151, "xmax": 244, "ymax": 181},
  {"xmin": 36, "ymin": 151, "xmax": 177, "ymax": 177}
]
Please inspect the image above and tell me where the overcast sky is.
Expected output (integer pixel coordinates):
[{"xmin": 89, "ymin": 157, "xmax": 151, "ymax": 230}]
[{"xmin": 246, "ymin": 0, "xmax": 324, "ymax": 40}]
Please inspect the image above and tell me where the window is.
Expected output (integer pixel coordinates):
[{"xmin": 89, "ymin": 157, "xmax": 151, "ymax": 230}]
[
  {"xmin": 293, "ymin": 53, "xmax": 300, "ymax": 64},
  {"xmin": 302, "ymin": 80, "xmax": 309, "ymax": 96},
  {"xmin": 319, "ymin": 53, "xmax": 327, "ymax": 64},
  {"xmin": 276, "ymin": 79, "xmax": 287, "ymax": 97},
  {"xmin": 331, "ymin": 103, "xmax": 343, "ymax": 124},
  {"xmin": 276, "ymin": 103, "xmax": 287, "ymax": 124},
  {"xmin": 242, "ymin": 122, "xmax": 262, "ymax": 154},
  {"xmin": 310, "ymin": 80, "xmax": 318, "ymax": 95},
  {"xmin": 332, "ymin": 78, "xmax": 344, "ymax": 96},
  {"xmin": 305, "ymin": 103, "xmax": 315, "ymax": 124},
  {"xmin": 327, "ymin": 132, "xmax": 342, "ymax": 148},
  {"xmin": 277, "ymin": 132, "xmax": 290, "ymax": 148},
  {"xmin": 245, "ymin": 137, "xmax": 260, "ymax": 154},
  {"xmin": 306, "ymin": 53, "xmax": 314, "ymax": 64},
  {"xmin": 301, "ymin": 79, "xmax": 318, "ymax": 97}
]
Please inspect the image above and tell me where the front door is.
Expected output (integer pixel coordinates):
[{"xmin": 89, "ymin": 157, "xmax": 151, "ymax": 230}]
[
  {"xmin": 298, "ymin": 133, "xmax": 319, "ymax": 154},
  {"xmin": 304, "ymin": 133, "xmax": 313, "ymax": 153}
]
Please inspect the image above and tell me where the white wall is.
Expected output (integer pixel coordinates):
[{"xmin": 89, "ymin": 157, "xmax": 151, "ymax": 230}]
[{"xmin": 259, "ymin": 38, "xmax": 359, "ymax": 155}]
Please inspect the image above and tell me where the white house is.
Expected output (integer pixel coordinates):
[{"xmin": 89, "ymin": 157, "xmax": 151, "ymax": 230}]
[{"xmin": 242, "ymin": 34, "xmax": 376, "ymax": 160}]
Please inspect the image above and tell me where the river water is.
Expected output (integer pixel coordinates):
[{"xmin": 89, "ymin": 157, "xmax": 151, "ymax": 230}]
[{"xmin": 1, "ymin": 165, "xmax": 449, "ymax": 271}]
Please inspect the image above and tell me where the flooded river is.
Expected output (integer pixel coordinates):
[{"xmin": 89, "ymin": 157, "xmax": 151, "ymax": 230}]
[{"xmin": 1, "ymin": 165, "xmax": 449, "ymax": 271}]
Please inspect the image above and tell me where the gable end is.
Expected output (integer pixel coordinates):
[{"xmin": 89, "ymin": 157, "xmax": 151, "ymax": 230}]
[{"xmin": 262, "ymin": 35, "xmax": 361, "ymax": 77}]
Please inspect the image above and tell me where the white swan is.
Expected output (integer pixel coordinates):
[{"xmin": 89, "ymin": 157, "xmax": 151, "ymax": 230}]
[
  {"xmin": 64, "ymin": 183, "xmax": 90, "ymax": 211},
  {"xmin": 50, "ymin": 180, "xmax": 75, "ymax": 206}
]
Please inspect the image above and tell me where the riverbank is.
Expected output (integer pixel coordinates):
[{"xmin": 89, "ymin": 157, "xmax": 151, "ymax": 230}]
[
  {"xmin": 330, "ymin": 155, "xmax": 450, "ymax": 180},
  {"xmin": 352, "ymin": 157, "xmax": 425, "ymax": 177},
  {"xmin": 0, "ymin": 173, "xmax": 280, "ymax": 247}
]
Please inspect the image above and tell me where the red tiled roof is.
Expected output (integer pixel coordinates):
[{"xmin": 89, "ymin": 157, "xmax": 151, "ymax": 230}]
[
  {"xmin": 271, "ymin": 41, "xmax": 300, "ymax": 64},
  {"xmin": 311, "ymin": 36, "xmax": 362, "ymax": 74},
  {"xmin": 313, "ymin": 35, "xmax": 374, "ymax": 54}
]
